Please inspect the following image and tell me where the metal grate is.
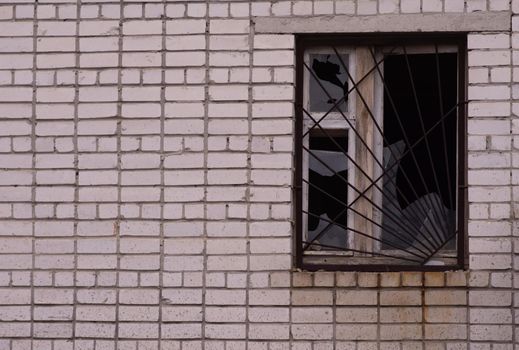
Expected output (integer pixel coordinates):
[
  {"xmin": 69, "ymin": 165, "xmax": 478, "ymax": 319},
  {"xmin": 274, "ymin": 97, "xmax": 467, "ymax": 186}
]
[{"xmin": 294, "ymin": 35, "xmax": 467, "ymax": 271}]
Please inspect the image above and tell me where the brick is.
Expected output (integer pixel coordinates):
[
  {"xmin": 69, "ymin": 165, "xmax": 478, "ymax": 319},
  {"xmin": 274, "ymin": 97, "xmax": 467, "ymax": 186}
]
[
  {"xmin": 470, "ymin": 325, "xmax": 513, "ymax": 341},
  {"xmin": 206, "ymin": 289, "xmax": 246, "ymax": 305},
  {"xmin": 0, "ymin": 88, "xmax": 32, "ymax": 102},
  {"xmin": 291, "ymin": 324, "xmax": 333, "ymax": 340},
  {"xmin": 424, "ymin": 307, "xmax": 466, "ymax": 323},
  {"xmin": 167, "ymin": 19, "xmax": 205, "ymax": 34},
  {"xmin": 210, "ymin": 19, "xmax": 249, "ymax": 34},
  {"xmin": 425, "ymin": 290, "xmax": 466, "ymax": 305},
  {"xmin": 469, "ymin": 290, "xmax": 511, "ymax": 306},
  {"xmin": 380, "ymin": 290, "xmax": 421, "ymax": 306},
  {"xmin": 336, "ymin": 307, "xmax": 377, "ymax": 323},
  {"xmin": 380, "ymin": 307, "xmax": 422, "ymax": 323},
  {"xmin": 0, "ymin": 22, "xmax": 33, "ymax": 36},
  {"xmin": 470, "ymin": 308, "xmax": 512, "ymax": 323},
  {"xmin": 445, "ymin": 0, "xmax": 465, "ymax": 11},
  {"xmin": 0, "ymin": 289, "xmax": 31, "ymax": 304},
  {"xmin": 79, "ymin": 21, "xmax": 119, "ymax": 36},
  {"xmin": 162, "ymin": 323, "xmax": 201, "ymax": 339},
  {"xmin": 446, "ymin": 271, "xmax": 467, "ymax": 287},
  {"xmin": 248, "ymin": 324, "xmax": 289, "ymax": 340},
  {"xmin": 380, "ymin": 272, "xmax": 400, "ymax": 287},
  {"xmin": 336, "ymin": 324, "xmax": 377, "ymax": 340},
  {"xmin": 123, "ymin": 20, "xmax": 162, "ymax": 35},
  {"xmin": 205, "ymin": 324, "xmax": 246, "ymax": 339},
  {"xmin": 380, "ymin": 325, "xmax": 422, "ymax": 340},
  {"xmin": 425, "ymin": 325, "xmax": 467, "ymax": 340},
  {"xmin": 249, "ymin": 289, "xmax": 289, "ymax": 306},
  {"xmin": 337, "ymin": 290, "xmax": 377, "ymax": 306},
  {"xmin": 336, "ymin": 272, "xmax": 356, "ymax": 287}
]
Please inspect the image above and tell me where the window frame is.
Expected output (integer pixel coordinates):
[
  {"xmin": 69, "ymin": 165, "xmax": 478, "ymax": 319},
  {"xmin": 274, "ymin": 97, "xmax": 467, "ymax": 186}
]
[{"xmin": 294, "ymin": 33, "xmax": 468, "ymax": 272}]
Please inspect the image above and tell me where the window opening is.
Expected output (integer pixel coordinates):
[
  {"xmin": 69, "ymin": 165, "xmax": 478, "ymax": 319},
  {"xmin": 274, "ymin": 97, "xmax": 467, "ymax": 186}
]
[{"xmin": 295, "ymin": 35, "xmax": 466, "ymax": 271}]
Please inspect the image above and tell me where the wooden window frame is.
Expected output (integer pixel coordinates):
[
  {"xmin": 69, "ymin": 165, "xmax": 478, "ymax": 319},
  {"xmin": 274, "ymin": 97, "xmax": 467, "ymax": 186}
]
[{"xmin": 294, "ymin": 33, "xmax": 467, "ymax": 272}]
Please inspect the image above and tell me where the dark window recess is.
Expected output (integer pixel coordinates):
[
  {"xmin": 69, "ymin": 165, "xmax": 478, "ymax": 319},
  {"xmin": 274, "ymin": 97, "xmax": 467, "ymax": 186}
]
[
  {"xmin": 381, "ymin": 53, "xmax": 457, "ymax": 250},
  {"xmin": 309, "ymin": 54, "xmax": 349, "ymax": 112},
  {"xmin": 307, "ymin": 132, "xmax": 349, "ymax": 250},
  {"xmin": 295, "ymin": 35, "xmax": 467, "ymax": 271}
]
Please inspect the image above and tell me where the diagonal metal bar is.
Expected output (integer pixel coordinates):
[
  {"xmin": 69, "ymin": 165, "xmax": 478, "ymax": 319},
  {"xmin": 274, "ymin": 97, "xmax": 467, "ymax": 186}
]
[
  {"xmin": 366, "ymin": 47, "xmax": 448, "ymax": 247},
  {"xmin": 434, "ymin": 43, "xmax": 455, "ymax": 231},
  {"xmin": 310, "ymin": 48, "xmax": 437, "ymax": 231},
  {"xmin": 303, "ymin": 165, "xmax": 430, "ymax": 256},
  {"xmin": 333, "ymin": 46, "xmax": 445, "ymax": 229},
  {"xmin": 302, "ymin": 241, "xmax": 422, "ymax": 263},
  {"xmin": 303, "ymin": 110, "xmax": 438, "ymax": 253},
  {"xmin": 303, "ymin": 177, "xmax": 432, "ymax": 257},
  {"xmin": 303, "ymin": 134, "xmax": 436, "ymax": 254},
  {"xmin": 333, "ymin": 46, "xmax": 448, "ymax": 246},
  {"xmin": 402, "ymin": 45, "xmax": 451, "ymax": 238},
  {"xmin": 303, "ymin": 63, "xmax": 386, "ymax": 172},
  {"xmin": 344, "ymin": 101, "xmax": 462, "ymax": 215},
  {"xmin": 305, "ymin": 54, "xmax": 446, "ymax": 249},
  {"xmin": 305, "ymin": 109, "xmax": 439, "ymax": 252},
  {"xmin": 420, "ymin": 231, "xmax": 457, "ymax": 265},
  {"xmin": 304, "ymin": 205, "xmax": 348, "ymax": 251},
  {"xmin": 303, "ymin": 49, "xmax": 396, "ymax": 138},
  {"xmin": 327, "ymin": 102, "xmax": 464, "ymax": 251},
  {"xmin": 303, "ymin": 210, "xmax": 427, "ymax": 259}
]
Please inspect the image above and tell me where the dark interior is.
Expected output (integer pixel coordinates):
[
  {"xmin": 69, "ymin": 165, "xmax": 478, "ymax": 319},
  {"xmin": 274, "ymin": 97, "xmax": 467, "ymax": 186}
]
[
  {"xmin": 383, "ymin": 52, "xmax": 458, "ymax": 211},
  {"xmin": 308, "ymin": 135, "xmax": 348, "ymax": 232}
]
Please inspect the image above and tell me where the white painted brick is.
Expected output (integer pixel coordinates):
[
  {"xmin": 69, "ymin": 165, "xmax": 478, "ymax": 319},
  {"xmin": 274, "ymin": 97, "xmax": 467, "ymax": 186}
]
[
  {"xmin": 469, "ymin": 102, "xmax": 510, "ymax": 117},
  {"xmin": 401, "ymin": 0, "xmax": 420, "ymax": 12},
  {"xmin": 210, "ymin": 52, "xmax": 249, "ymax": 67},
  {"xmin": 210, "ymin": 19, "xmax": 249, "ymax": 34},
  {"xmin": 0, "ymin": 22, "xmax": 33, "ymax": 37},
  {"xmin": 166, "ymin": 86, "xmax": 205, "ymax": 101},
  {"xmin": 253, "ymin": 50, "xmax": 293, "ymax": 66},
  {"xmin": 209, "ymin": 85, "xmax": 248, "ymax": 101},
  {"xmin": 249, "ymin": 324, "xmax": 289, "ymax": 340},
  {"xmin": 422, "ymin": 0, "xmax": 442, "ymax": 12},
  {"xmin": 0, "ymin": 38, "xmax": 32, "ymax": 53},
  {"xmin": 289, "ymin": 1, "xmax": 309, "ymax": 15},
  {"xmin": 357, "ymin": 0, "xmax": 377, "ymax": 14},
  {"xmin": 206, "ymin": 186, "xmax": 246, "ymax": 201},
  {"xmin": 253, "ymin": 85, "xmax": 293, "ymax": 101},
  {"xmin": 0, "ymin": 87, "xmax": 32, "ymax": 102},
  {"xmin": 167, "ymin": 51, "xmax": 205, "ymax": 67},
  {"xmin": 167, "ymin": 19, "xmax": 205, "ymax": 34},
  {"xmin": 166, "ymin": 35, "xmax": 205, "ymax": 51},
  {"xmin": 470, "ymin": 254, "xmax": 512, "ymax": 270},
  {"xmin": 468, "ymin": 34, "xmax": 510, "ymax": 49},
  {"xmin": 468, "ymin": 85, "xmax": 510, "ymax": 100},
  {"xmin": 209, "ymin": 36, "xmax": 247, "ymax": 51},
  {"xmin": 445, "ymin": 0, "xmax": 465, "ymax": 11},
  {"xmin": 490, "ymin": 0, "xmax": 509, "ymax": 10},
  {"xmin": 164, "ymin": 153, "xmax": 204, "ymax": 169},
  {"xmin": 79, "ymin": 87, "xmax": 118, "ymax": 102},
  {"xmin": 466, "ymin": 0, "xmax": 486, "ymax": 12},
  {"xmin": 468, "ymin": 119, "xmax": 510, "ymax": 135},
  {"xmin": 123, "ymin": 20, "xmax": 162, "ymax": 35},
  {"xmin": 79, "ymin": 21, "xmax": 119, "ymax": 36},
  {"xmin": 206, "ymin": 3, "xmax": 226, "ymax": 17},
  {"xmin": 379, "ymin": 0, "xmax": 398, "ymax": 13},
  {"xmin": 161, "ymin": 323, "xmax": 201, "ymax": 339},
  {"xmin": 469, "ymin": 50, "xmax": 510, "ymax": 66}
]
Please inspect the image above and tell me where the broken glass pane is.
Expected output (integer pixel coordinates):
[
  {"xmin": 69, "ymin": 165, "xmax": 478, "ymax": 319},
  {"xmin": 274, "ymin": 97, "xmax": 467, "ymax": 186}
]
[
  {"xmin": 309, "ymin": 53, "xmax": 349, "ymax": 113},
  {"xmin": 307, "ymin": 133, "xmax": 348, "ymax": 249},
  {"xmin": 380, "ymin": 52, "xmax": 458, "ymax": 254}
]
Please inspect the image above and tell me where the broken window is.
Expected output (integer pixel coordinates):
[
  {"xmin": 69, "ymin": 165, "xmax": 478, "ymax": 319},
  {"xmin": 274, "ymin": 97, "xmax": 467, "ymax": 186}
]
[{"xmin": 295, "ymin": 35, "xmax": 466, "ymax": 271}]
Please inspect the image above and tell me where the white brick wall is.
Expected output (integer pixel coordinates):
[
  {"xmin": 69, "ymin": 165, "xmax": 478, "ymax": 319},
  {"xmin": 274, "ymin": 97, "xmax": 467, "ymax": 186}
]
[{"xmin": 0, "ymin": 0, "xmax": 515, "ymax": 348}]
